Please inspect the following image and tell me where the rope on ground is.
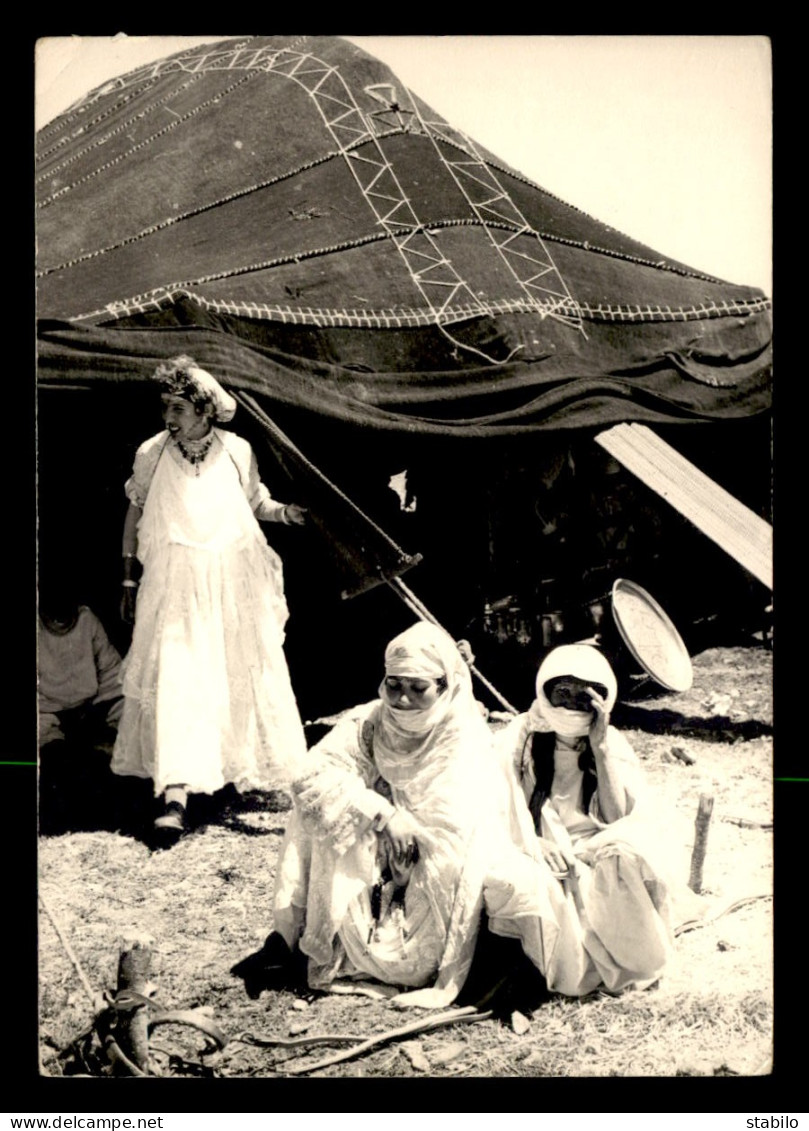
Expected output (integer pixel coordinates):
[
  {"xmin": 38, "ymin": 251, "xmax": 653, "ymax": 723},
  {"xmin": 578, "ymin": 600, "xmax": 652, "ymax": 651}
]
[
  {"xmin": 721, "ymin": 815, "xmax": 773, "ymax": 830},
  {"xmin": 38, "ymin": 890, "xmax": 149, "ymax": 1077},
  {"xmin": 283, "ymin": 1005, "xmax": 493, "ymax": 1075},
  {"xmin": 38, "ymin": 894, "xmax": 227, "ymax": 1077},
  {"xmin": 233, "ymin": 1031, "xmax": 363, "ymax": 1050},
  {"xmin": 674, "ymin": 893, "xmax": 772, "ymax": 938},
  {"xmin": 38, "ymin": 889, "xmax": 99, "ymax": 1006}
]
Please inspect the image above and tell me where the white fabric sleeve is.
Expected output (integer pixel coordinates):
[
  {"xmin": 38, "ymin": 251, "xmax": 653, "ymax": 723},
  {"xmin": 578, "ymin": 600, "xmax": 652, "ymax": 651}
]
[
  {"xmin": 124, "ymin": 434, "xmax": 164, "ymax": 507},
  {"xmin": 590, "ymin": 726, "xmax": 646, "ymax": 822},
  {"xmin": 292, "ymin": 704, "xmax": 394, "ymax": 854},
  {"xmin": 244, "ymin": 446, "xmax": 289, "ymax": 522},
  {"xmin": 492, "ymin": 713, "xmax": 533, "ymax": 778}
]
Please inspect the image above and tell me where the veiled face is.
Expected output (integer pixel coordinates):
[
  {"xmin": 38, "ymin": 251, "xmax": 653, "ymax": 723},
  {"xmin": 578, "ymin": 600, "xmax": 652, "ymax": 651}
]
[
  {"xmin": 382, "ymin": 675, "xmax": 446, "ymax": 712},
  {"xmin": 544, "ymin": 675, "xmax": 607, "ymax": 713}
]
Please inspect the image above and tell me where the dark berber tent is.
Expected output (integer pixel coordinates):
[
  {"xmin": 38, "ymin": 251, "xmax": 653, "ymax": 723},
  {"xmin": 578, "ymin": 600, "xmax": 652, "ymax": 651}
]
[{"xmin": 36, "ymin": 35, "xmax": 772, "ymax": 714}]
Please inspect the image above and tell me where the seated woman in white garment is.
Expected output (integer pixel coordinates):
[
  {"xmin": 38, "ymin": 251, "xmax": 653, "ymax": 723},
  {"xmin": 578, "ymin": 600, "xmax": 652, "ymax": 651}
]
[
  {"xmin": 111, "ymin": 356, "xmax": 309, "ymax": 844},
  {"xmin": 232, "ymin": 620, "xmax": 557, "ymax": 1008},
  {"xmin": 485, "ymin": 643, "xmax": 686, "ymax": 997}
]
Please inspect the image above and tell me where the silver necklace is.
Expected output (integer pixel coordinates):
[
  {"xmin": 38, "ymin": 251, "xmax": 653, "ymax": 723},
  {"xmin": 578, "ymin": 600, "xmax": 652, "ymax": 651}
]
[{"xmin": 175, "ymin": 433, "xmax": 215, "ymax": 475}]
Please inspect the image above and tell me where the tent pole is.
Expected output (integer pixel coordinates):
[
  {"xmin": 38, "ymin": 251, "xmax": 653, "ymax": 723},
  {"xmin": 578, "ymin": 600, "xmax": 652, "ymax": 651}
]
[
  {"xmin": 387, "ymin": 576, "xmax": 519, "ymax": 715},
  {"xmin": 232, "ymin": 389, "xmax": 518, "ymax": 714}
]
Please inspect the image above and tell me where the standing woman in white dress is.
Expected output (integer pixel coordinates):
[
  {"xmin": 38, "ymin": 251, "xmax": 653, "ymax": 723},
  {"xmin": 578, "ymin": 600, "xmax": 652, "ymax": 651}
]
[{"xmin": 111, "ymin": 356, "xmax": 309, "ymax": 842}]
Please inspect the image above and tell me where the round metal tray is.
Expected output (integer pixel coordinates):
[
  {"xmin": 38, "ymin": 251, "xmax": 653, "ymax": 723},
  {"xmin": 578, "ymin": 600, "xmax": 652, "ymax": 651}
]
[{"xmin": 610, "ymin": 578, "xmax": 693, "ymax": 692}]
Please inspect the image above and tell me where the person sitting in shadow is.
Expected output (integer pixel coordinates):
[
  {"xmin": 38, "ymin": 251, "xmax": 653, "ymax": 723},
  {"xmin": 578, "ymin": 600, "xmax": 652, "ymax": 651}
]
[{"xmin": 38, "ymin": 571, "xmax": 126, "ymax": 836}]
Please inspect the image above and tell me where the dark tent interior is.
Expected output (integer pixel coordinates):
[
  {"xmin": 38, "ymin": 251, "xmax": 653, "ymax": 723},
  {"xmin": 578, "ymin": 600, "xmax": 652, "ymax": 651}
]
[
  {"xmin": 36, "ymin": 380, "xmax": 771, "ymax": 720},
  {"xmin": 36, "ymin": 35, "xmax": 772, "ymax": 719}
]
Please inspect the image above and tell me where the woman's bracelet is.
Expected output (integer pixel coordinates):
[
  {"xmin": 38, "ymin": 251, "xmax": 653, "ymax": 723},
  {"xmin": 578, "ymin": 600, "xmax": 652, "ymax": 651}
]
[{"xmin": 121, "ymin": 580, "xmax": 139, "ymax": 588}]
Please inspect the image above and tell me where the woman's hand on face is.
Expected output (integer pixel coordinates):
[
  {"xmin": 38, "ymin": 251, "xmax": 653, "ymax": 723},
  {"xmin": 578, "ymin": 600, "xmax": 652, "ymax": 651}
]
[
  {"xmin": 120, "ymin": 586, "xmax": 138, "ymax": 625},
  {"xmin": 587, "ymin": 686, "xmax": 610, "ymax": 751},
  {"xmin": 536, "ymin": 836, "xmax": 577, "ymax": 878},
  {"xmin": 382, "ymin": 809, "xmax": 421, "ymax": 867}
]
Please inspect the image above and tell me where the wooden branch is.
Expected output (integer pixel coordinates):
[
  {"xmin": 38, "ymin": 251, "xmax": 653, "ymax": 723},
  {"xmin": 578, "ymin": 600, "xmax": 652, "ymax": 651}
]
[
  {"xmin": 688, "ymin": 794, "xmax": 714, "ymax": 893},
  {"xmin": 721, "ymin": 815, "xmax": 773, "ymax": 830},
  {"xmin": 284, "ymin": 1006, "xmax": 492, "ymax": 1075},
  {"xmin": 235, "ymin": 1031, "xmax": 363, "ymax": 1051},
  {"xmin": 675, "ymin": 893, "xmax": 771, "ymax": 937},
  {"xmin": 103, "ymin": 1035, "xmax": 149, "ymax": 1078}
]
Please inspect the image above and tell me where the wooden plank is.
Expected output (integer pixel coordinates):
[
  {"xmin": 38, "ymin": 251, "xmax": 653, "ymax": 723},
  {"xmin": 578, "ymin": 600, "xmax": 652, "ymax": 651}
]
[{"xmin": 596, "ymin": 423, "xmax": 772, "ymax": 589}]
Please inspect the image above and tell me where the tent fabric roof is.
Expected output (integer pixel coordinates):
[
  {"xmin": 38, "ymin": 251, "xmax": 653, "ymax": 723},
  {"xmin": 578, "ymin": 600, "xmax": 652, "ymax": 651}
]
[{"xmin": 36, "ymin": 35, "xmax": 771, "ymax": 436}]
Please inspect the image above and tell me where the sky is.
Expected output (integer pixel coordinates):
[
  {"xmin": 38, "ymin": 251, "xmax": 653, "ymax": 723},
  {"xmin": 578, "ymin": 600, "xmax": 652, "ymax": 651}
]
[{"xmin": 34, "ymin": 34, "xmax": 772, "ymax": 295}]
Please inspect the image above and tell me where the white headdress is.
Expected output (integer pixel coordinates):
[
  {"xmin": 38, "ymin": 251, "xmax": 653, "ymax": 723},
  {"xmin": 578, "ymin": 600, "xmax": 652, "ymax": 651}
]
[
  {"xmin": 186, "ymin": 365, "xmax": 236, "ymax": 422},
  {"xmin": 373, "ymin": 621, "xmax": 480, "ymax": 787},
  {"xmin": 156, "ymin": 356, "xmax": 237, "ymax": 422},
  {"xmin": 531, "ymin": 643, "xmax": 618, "ymax": 738}
]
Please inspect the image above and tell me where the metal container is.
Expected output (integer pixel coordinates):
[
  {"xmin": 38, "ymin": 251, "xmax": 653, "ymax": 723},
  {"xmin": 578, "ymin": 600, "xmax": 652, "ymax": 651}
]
[{"xmin": 604, "ymin": 578, "xmax": 693, "ymax": 692}]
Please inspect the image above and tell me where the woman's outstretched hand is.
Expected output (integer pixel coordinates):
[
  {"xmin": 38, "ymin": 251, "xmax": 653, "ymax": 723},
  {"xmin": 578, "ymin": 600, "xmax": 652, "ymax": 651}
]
[{"xmin": 284, "ymin": 504, "xmax": 308, "ymax": 526}]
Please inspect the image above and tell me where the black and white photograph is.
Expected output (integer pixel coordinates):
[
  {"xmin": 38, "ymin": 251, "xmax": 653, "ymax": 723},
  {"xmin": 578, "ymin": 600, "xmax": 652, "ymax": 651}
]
[{"xmin": 34, "ymin": 34, "xmax": 773, "ymax": 1084}]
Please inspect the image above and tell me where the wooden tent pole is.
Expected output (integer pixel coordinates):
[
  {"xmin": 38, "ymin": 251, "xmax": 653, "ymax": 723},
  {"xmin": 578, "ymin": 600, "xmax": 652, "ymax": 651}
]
[
  {"xmin": 388, "ymin": 576, "xmax": 519, "ymax": 715},
  {"xmin": 688, "ymin": 794, "xmax": 714, "ymax": 894},
  {"xmin": 231, "ymin": 388, "xmax": 518, "ymax": 715}
]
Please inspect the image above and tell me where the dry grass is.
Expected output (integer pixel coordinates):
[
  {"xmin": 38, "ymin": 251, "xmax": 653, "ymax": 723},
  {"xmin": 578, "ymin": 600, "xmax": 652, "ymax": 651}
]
[{"xmin": 38, "ymin": 646, "xmax": 773, "ymax": 1079}]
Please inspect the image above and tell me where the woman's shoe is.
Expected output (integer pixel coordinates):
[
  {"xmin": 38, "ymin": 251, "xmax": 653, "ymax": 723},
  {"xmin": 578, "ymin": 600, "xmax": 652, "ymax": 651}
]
[{"xmin": 153, "ymin": 800, "xmax": 186, "ymax": 844}]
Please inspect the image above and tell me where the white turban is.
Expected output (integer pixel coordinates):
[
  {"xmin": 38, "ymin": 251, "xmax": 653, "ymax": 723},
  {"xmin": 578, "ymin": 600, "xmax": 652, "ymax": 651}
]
[{"xmin": 382, "ymin": 621, "xmax": 466, "ymax": 684}]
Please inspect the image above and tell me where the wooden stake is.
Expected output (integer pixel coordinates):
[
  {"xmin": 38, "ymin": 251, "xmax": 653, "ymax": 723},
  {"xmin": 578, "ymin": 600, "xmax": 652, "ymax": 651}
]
[
  {"xmin": 688, "ymin": 794, "xmax": 714, "ymax": 893},
  {"xmin": 114, "ymin": 933, "xmax": 155, "ymax": 1074}
]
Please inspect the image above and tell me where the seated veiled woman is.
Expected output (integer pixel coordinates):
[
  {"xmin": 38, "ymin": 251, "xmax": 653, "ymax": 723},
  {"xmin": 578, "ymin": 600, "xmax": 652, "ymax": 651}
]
[
  {"xmin": 486, "ymin": 643, "xmax": 685, "ymax": 997},
  {"xmin": 233, "ymin": 620, "xmax": 554, "ymax": 1008}
]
